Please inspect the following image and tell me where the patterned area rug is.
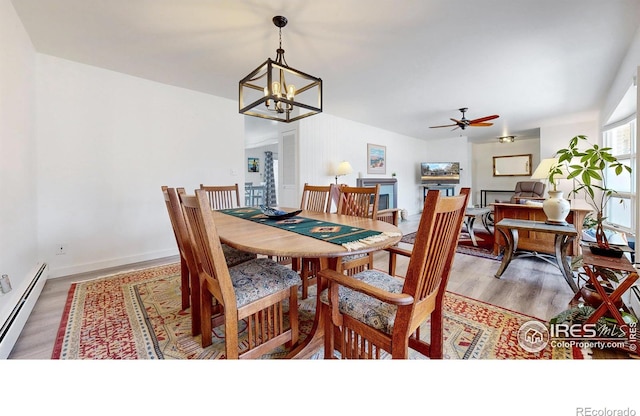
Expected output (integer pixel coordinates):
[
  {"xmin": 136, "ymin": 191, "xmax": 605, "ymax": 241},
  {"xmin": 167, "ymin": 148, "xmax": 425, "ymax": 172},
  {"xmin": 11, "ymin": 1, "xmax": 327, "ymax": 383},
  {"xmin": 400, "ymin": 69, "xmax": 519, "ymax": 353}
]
[
  {"xmin": 52, "ymin": 263, "xmax": 586, "ymax": 359},
  {"xmin": 401, "ymin": 228, "xmax": 503, "ymax": 261}
]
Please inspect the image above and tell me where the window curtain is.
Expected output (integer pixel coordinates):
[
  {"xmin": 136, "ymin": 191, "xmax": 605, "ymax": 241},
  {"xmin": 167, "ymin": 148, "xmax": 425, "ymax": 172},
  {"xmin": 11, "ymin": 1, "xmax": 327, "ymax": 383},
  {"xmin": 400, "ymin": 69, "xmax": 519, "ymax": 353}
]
[{"xmin": 264, "ymin": 151, "xmax": 277, "ymax": 206}]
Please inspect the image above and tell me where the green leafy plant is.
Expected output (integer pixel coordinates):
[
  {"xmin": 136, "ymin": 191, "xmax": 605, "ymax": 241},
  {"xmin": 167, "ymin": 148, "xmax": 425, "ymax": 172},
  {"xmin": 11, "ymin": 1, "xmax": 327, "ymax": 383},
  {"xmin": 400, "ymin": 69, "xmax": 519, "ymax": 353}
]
[{"xmin": 550, "ymin": 135, "xmax": 631, "ymax": 249}]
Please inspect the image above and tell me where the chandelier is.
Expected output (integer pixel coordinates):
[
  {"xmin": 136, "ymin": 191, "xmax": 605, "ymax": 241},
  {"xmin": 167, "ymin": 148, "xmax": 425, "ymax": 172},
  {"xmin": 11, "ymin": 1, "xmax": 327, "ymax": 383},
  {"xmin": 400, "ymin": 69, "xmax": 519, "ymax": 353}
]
[{"xmin": 239, "ymin": 16, "xmax": 323, "ymax": 123}]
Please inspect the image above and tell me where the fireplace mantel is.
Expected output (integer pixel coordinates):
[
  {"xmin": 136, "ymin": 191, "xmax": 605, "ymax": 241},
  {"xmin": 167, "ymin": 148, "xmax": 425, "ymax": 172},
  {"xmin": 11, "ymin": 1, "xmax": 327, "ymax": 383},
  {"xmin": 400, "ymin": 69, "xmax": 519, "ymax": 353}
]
[{"xmin": 356, "ymin": 177, "xmax": 398, "ymax": 209}]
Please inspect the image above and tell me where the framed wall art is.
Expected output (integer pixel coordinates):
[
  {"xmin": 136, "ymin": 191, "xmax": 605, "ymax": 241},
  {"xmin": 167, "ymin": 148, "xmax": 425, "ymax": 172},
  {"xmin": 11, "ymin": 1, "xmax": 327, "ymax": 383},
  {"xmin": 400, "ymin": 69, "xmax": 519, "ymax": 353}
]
[
  {"xmin": 248, "ymin": 157, "xmax": 259, "ymax": 172},
  {"xmin": 492, "ymin": 154, "xmax": 531, "ymax": 176},
  {"xmin": 367, "ymin": 143, "xmax": 386, "ymax": 174}
]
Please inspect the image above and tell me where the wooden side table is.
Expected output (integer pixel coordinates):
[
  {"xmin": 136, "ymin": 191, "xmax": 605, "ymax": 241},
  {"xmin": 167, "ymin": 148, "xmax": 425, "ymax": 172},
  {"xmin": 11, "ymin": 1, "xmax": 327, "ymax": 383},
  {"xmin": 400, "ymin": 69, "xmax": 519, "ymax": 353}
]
[
  {"xmin": 494, "ymin": 218, "xmax": 578, "ymax": 293},
  {"xmin": 577, "ymin": 250, "xmax": 639, "ymax": 353}
]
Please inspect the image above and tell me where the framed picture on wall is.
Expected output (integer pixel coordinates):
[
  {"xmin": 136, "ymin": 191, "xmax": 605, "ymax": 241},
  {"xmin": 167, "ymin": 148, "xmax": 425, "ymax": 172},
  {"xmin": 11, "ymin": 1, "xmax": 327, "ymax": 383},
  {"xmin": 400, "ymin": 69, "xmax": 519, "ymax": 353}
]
[
  {"xmin": 248, "ymin": 157, "xmax": 259, "ymax": 172},
  {"xmin": 367, "ymin": 143, "xmax": 386, "ymax": 174}
]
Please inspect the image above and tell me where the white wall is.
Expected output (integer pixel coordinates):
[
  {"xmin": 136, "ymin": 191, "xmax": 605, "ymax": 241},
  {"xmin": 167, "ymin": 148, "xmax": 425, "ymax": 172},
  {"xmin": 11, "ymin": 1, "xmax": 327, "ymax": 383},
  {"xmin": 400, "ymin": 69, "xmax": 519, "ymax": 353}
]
[
  {"xmin": 0, "ymin": 0, "xmax": 39, "ymax": 319},
  {"xmin": 35, "ymin": 55, "xmax": 245, "ymax": 277},
  {"xmin": 298, "ymin": 113, "xmax": 470, "ymax": 215},
  {"xmin": 603, "ymin": 26, "xmax": 640, "ymax": 123}
]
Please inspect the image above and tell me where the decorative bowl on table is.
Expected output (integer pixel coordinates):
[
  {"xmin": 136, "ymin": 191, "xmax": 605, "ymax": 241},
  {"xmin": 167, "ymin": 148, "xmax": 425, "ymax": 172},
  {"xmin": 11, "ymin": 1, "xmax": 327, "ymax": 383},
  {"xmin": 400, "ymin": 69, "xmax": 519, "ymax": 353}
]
[
  {"xmin": 579, "ymin": 282, "xmax": 623, "ymax": 310},
  {"xmin": 259, "ymin": 205, "xmax": 302, "ymax": 220}
]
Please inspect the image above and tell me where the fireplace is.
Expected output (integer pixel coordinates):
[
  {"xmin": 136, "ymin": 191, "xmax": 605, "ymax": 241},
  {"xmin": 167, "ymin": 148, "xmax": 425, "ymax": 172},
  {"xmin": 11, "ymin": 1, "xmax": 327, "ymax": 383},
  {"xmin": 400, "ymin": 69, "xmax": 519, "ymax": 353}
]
[
  {"xmin": 356, "ymin": 178, "xmax": 397, "ymax": 209},
  {"xmin": 378, "ymin": 194, "xmax": 389, "ymax": 210}
]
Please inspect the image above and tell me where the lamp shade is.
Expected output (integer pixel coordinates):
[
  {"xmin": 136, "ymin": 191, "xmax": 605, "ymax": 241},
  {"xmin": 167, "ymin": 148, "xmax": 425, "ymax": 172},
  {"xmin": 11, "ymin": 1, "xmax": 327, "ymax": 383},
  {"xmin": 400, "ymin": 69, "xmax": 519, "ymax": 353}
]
[
  {"xmin": 531, "ymin": 158, "xmax": 560, "ymax": 180},
  {"xmin": 336, "ymin": 161, "xmax": 353, "ymax": 176}
]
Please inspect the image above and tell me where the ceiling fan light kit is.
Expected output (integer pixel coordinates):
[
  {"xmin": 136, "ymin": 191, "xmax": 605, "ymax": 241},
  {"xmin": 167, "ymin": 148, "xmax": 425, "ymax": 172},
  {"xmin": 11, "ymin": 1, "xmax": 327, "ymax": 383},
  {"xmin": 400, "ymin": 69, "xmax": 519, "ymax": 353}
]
[
  {"xmin": 498, "ymin": 135, "xmax": 515, "ymax": 143},
  {"xmin": 430, "ymin": 107, "xmax": 499, "ymax": 131},
  {"xmin": 239, "ymin": 16, "xmax": 323, "ymax": 123}
]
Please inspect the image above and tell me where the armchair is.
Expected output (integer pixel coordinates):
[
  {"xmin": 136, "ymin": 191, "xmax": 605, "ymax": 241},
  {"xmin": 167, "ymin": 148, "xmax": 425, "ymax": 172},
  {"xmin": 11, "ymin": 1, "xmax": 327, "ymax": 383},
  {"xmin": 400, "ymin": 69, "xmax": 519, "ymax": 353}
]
[
  {"xmin": 318, "ymin": 188, "xmax": 470, "ymax": 359},
  {"xmin": 509, "ymin": 181, "xmax": 546, "ymax": 203}
]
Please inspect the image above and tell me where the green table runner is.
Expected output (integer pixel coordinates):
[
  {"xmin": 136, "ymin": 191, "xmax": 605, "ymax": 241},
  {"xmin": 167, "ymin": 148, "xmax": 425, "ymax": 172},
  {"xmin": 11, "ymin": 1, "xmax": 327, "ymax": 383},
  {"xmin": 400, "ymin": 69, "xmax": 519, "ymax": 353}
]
[{"xmin": 219, "ymin": 208, "xmax": 400, "ymax": 251}]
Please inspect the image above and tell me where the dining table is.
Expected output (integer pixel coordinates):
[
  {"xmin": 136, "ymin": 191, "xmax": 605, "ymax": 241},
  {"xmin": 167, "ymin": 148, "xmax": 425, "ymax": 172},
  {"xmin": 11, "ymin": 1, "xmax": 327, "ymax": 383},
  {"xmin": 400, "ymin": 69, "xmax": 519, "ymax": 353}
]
[{"xmin": 210, "ymin": 207, "xmax": 403, "ymax": 358}]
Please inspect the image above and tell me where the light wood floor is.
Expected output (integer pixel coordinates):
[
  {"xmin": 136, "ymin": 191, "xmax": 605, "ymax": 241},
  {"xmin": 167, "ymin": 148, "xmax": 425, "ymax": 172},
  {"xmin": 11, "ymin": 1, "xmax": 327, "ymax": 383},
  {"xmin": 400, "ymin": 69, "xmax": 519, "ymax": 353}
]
[{"xmin": 8, "ymin": 214, "xmax": 632, "ymax": 359}]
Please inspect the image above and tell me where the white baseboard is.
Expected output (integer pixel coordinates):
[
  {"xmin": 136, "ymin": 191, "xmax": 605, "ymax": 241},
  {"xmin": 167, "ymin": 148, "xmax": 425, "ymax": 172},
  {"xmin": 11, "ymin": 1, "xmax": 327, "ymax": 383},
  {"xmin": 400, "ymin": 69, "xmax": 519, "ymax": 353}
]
[{"xmin": 47, "ymin": 248, "xmax": 178, "ymax": 279}]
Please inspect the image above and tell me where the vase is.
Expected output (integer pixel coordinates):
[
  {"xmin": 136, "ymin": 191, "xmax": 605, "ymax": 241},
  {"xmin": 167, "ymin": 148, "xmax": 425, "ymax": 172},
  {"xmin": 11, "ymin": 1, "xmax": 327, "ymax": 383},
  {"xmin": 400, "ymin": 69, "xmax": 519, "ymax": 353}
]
[{"xmin": 542, "ymin": 190, "xmax": 570, "ymax": 225}]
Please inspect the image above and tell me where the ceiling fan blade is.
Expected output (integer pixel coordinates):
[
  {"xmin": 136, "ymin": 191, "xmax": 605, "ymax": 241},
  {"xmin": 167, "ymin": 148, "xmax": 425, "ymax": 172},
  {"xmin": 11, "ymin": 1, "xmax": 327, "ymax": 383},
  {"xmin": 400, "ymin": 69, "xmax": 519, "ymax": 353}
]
[
  {"xmin": 468, "ymin": 114, "xmax": 499, "ymax": 124},
  {"xmin": 469, "ymin": 122, "xmax": 493, "ymax": 127},
  {"xmin": 429, "ymin": 123, "xmax": 458, "ymax": 128}
]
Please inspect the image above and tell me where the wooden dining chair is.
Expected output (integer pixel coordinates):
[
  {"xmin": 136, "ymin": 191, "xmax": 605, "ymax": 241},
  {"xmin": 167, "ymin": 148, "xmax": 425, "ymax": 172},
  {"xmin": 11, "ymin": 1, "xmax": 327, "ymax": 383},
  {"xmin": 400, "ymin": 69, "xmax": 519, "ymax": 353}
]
[
  {"xmin": 161, "ymin": 186, "xmax": 195, "ymax": 312},
  {"xmin": 336, "ymin": 184, "xmax": 381, "ymax": 276},
  {"xmin": 162, "ymin": 187, "xmax": 256, "ymax": 336},
  {"xmin": 337, "ymin": 184, "xmax": 380, "ymax": 219},
  {"xmin": 199, "ymin": 183, "xmax": 241, "ymax": 209},
  {"xmin": 376, "ymin": 208, "xmax": 402, "ymax": 273},
  {"xmin": 376, "ymin": 208, "xmax": 401, "ymax": 226},
  {"xmin": 180, "ymin": 189, "xmax": 301, "ymax": 357},
  {"xmin": 192, "ymin": 185, "xmax": 257, "ymax": 264},
  {"xmin": 298, "ymin": 183, "xmax": 335, "ymax": 299},
  {"xmin": 300, "ymin": 183, "xmax": 334, "ymax": 213},
  {"xmin": 318, "ymin": 188, "xmax": 470, "ymax": 359}
]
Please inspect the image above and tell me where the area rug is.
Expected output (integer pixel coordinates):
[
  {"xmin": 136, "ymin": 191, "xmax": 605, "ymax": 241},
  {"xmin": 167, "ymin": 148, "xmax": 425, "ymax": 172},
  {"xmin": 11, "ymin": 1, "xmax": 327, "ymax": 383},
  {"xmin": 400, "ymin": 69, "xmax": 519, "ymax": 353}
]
[
  {"xmin": 401, "ymin": 228, "xmax": 503, "ymax": 261},
  {"xmin": 52, "ymin": 263, "xmax": 586, "ymax": 359}
]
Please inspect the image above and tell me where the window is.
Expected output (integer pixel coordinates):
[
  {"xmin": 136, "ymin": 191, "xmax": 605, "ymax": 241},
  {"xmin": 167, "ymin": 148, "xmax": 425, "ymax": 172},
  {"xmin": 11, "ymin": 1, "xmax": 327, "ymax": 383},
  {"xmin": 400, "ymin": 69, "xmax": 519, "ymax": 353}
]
[{"xmin": 603, "ymin": 116, "xmax": 636, "ymax": 232}]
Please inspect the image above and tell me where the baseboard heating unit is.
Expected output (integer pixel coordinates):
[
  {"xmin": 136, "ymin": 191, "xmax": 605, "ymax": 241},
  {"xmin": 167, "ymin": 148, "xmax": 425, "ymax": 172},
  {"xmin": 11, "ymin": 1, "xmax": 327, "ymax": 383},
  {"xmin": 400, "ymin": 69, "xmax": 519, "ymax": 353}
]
[{"xmin": 0, "ymin": 263, "xmax": 48, "ymax": 358}]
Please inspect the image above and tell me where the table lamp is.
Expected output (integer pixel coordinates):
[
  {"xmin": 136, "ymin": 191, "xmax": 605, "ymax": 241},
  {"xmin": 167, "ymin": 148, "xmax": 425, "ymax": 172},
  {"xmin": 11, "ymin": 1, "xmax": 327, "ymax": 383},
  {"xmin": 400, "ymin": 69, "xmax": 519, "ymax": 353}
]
[
  {"xmin": 531, "ymin": 158, "xmax": 570, "ymax": 224},
  {"xmin": 335, "ymin": 161, "xmax": 353, "ymax": 184}
]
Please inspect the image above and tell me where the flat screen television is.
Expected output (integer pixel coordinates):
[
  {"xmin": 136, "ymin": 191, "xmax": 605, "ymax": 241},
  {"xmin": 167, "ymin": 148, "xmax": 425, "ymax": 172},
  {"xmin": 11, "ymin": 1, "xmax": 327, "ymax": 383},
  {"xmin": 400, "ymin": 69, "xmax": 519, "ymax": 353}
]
[{"xmin": 420, "ymin": 162, "xmax": 460, "ymax": 185}]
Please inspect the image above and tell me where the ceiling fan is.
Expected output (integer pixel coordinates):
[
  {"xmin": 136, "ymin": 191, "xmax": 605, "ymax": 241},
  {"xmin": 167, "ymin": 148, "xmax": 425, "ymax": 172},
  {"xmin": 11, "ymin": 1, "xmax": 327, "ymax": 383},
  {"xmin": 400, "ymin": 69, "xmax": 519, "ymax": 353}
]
[{"xmin": 430, "ymin": 107, "xmax": 499, "ymax": 130}]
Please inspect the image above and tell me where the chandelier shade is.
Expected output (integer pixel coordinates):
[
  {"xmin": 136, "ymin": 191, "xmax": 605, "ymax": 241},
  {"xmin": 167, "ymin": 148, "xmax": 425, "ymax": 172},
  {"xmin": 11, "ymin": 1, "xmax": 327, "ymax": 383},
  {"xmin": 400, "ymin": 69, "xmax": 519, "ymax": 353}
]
[{"xmin": 239, "ymin": 16, "xmax": 322, "ymax": 123}]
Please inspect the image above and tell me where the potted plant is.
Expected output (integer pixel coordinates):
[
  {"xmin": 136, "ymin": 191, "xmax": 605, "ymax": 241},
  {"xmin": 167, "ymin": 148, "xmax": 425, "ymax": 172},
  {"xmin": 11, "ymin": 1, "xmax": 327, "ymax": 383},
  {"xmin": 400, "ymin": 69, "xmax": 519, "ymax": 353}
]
[{"xmin": 549, "ymin": 135, "xmax": 631, "ymax": 255}]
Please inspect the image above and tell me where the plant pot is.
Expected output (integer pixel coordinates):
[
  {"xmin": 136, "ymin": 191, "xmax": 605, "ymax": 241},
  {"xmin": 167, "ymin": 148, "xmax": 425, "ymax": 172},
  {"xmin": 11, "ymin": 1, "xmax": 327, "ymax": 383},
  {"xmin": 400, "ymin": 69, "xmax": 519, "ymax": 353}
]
[
  {"xmin": 579, "ymin": 283, "xmax": 623, "ymax": 310},
  {"xmin": 589, "ymin": 243, "xmax": 624, "ymax": 258}
]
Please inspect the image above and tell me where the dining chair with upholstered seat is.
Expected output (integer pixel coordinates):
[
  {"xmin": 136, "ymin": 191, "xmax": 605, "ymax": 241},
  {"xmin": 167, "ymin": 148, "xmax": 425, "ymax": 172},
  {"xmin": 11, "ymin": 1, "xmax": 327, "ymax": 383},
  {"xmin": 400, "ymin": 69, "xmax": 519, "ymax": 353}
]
[
  {"xmin": 161, "ymin": 186, "xmax": 195, "ymax": 313},
  {"xmin": 298, "ymin": 183, "xmax": 335, "ymax": 299},
  {"xmin": 194, "ymin": 185, "xmax": 257, "ymax": 265},
  {"xmin": 318, "ymin": 188, "xmax": 470, "ymax": 359},
  {"xmin": 162, "ymin": 186, "xmax": 256, "ymax": 336},
  {"xmin": 199, "ymin": 183, "xmax": 242, "ymax": 209},
  {"xmin": 180, "ymin": 189, "xmax": 301, "ymax": 357},
  {"xmin": 336, "ymin": 184, "xmax": 381, "ymax": 276}
]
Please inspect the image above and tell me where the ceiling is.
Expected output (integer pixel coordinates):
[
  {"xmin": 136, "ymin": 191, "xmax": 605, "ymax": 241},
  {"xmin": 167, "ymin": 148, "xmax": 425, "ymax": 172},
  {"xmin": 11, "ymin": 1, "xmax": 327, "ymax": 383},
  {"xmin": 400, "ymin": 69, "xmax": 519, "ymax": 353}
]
[{"xmin": 10, "ymin": 0, "xmax": 640, "ymax": 143}]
